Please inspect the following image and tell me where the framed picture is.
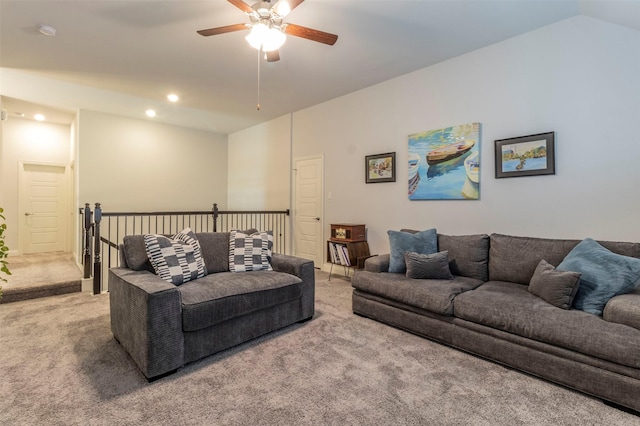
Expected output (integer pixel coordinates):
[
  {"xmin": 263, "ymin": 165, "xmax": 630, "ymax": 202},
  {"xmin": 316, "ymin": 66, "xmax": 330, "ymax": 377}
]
[
  {"xmin": 408, "ymin": 122, "xmax": 481, "ymax": 200},
  {"xmin": 495, "ymin": 132, "xmax": 555, "ymax": 178},
  {"xmin": 365, "ymin": 152, "xmax": 396, "ymax": 183}
]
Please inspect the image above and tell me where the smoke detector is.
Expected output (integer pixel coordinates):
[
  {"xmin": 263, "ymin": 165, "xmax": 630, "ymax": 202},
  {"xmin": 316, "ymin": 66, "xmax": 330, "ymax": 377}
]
[{"xmin": 38, "ymin": 24, "xmax": 57, "ymax": 37}]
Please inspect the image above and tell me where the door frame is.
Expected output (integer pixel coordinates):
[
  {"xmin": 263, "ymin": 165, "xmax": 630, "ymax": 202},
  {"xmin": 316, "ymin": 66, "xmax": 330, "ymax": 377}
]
[
  {"xmin": 292, "ymin": 155, "xmax": 324, "ymax": 267},
  {"xmin": 18, "ymin": 161, "xmax": 73, "ymax": 255}
]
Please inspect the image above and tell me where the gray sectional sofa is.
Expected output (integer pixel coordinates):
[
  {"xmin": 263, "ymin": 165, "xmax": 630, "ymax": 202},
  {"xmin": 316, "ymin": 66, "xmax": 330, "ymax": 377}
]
[
  {"xmin": 352, "ymin": 233, "xmax": 640, "ymax": 412},
  {"xmin": 109, "ymin": 231, "xmax": 315, "ymax": 380}
]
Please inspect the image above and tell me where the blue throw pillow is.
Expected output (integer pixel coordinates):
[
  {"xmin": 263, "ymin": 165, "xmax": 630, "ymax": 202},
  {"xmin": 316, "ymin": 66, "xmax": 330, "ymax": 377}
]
[
  {"xmin": 557, "ymin": 238, "xmax": 640, "ymax": 316},
  {"xmin": 388, "ymin": 229, "xmax": 437, "ymax": 273}
]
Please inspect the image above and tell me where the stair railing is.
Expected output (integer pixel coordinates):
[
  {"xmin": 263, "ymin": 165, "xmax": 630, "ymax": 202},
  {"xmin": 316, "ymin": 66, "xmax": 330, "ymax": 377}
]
[{"xmin": 80, "ymin": 203, "xmax": 290, "ymax": 294}]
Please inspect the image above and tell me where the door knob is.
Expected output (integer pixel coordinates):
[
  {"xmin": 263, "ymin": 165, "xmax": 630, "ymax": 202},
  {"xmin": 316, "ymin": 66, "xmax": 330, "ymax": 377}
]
[
  {"xmin": 25, "ymin": 212, "xmax": 33, "ymax": 216},
  {"xmin": 314, "ymin": 217, "xmax": 320, "ymax": 221}
]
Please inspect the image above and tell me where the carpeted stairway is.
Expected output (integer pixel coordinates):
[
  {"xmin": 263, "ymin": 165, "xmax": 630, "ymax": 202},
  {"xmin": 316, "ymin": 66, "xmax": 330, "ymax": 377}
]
[
  {"xmin": 0, "ymin": 252, "xmax": 82, "ymax": 304},
  {"xmin": 0, "ymin": 271, "xmax": 638, "ymax": 425}
]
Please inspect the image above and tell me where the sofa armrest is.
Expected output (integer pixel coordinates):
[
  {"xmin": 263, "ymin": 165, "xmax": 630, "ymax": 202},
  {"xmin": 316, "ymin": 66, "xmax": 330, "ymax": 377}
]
[
  {"xmin": 603, "ymin": 289, "xmax": 640, "ymax": 331},
  {"xmin": 109, "ymin": 268, "xmax": 184, "ymax": 379},
  {"xmin": 270, "ymin": 254, "xmax": 315, "ymax": 320},
  {"xmin": 364, "ymin": 254, "xmax": 390, "ymax": 273},
  {"xmin": 270, "ymin": 253, "xmax": 313, "ymax": 277}
]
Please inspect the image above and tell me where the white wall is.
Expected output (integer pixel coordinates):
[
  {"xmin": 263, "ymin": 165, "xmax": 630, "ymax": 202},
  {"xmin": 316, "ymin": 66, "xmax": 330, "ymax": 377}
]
[
  {"xmin": 70, "ymin": 114, "xmax": 80, "ymax": 258},
  {"xmin": 0, "ymin": 99, "xmax": 4, "ymax": 213},
  {"xmin": 0, "ymin": 117, "xmax": 72, "ymax": 252},
  {"xmin": 284, "ymin": 16, "xmax": 640, "ymax": 254},
  {"xmin": 78, "ymin": 110, "xmax": 228, "ymax": 211},
  {"xmin": 227, "ymin": 114, "xmax": 291, "ymax": 210}
]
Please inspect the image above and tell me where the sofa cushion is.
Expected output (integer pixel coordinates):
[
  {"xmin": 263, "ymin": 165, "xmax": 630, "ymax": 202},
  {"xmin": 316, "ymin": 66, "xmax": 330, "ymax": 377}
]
[
  {"xmin": 489, "ymin": 234, "xmax": 640, "ymax": 286},
  {"xmin": 488, "ymin": 234, "xmax": 579, "ymax": 285},
  {"xmin": 229, "ymin": 230, "xmax": 273, "ymax": 272},
  {"xmin": 604, "ymin": 288, "xmax": 640, "ymax": 331},
  {"xmin": 558, "ymin": 238, "xmax": 640, "ymax": 316},
  {"xmin": 144, "ymin": 229, "xmax": 206, "ymax": 286},
  {"xmin": 351, "ymin": 270, "xmax": 483, "ymax": 316},
  {"xmin": 196, "ymin": 232, "xmax": 230, "ymax": 273},
  {"xmin": 528, "ymin": 259, "xmax": 581, "ymax": 309},
  {"xmin": 388, "ymin": 229, "xmax": 437, "ymax": 273},
  {"xmin": 122, "ymin": 235, "xmax": 154, "ymax": 272},
  {"xmin": 179, "ymin": 271, "xmax": 302, "ymax": 332},
  {"xmin": 405, "ymin": 251, "xmax": 453, "ymax": 280},
  {"xmin": 438, "ymin": 234, "xmax": 489, "ymax": 281},
  {"xmin": 453, "ymin": 281, "xmax": 640, "ymax": 369}
]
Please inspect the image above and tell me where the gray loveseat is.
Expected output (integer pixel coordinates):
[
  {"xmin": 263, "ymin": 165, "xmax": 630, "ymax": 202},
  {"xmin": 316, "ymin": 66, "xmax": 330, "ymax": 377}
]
[
  {"xmin": 352, "ymin": 233, "xmax": 640, "ymax": 412},
  {"xmin": 109, "ymin": 231, "xmax": 315, "ymax": 380}
]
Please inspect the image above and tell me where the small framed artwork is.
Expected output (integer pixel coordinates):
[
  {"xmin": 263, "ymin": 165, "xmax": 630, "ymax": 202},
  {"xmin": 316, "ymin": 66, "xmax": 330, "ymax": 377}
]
[
  {"xmin": 366, "ymin": 152, "xmax": 396, "ymax": 183},
  {"xmin": 495, "ymin": 132, "xmax": 555, "ymax": 178}
]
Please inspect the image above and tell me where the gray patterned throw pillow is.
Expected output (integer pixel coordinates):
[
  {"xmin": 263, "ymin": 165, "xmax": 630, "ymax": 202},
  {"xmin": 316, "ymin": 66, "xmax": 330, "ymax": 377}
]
[
  {"xmin": 144, "ymin": 227, "xmax": 206, "ymax": 285},
  {"xmin": 229, "ymin": 230, "xmax": 273, "ymax": 272}
]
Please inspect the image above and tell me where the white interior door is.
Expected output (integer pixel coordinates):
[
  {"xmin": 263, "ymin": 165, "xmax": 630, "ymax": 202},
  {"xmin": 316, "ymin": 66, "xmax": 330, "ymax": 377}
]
[
  {"xmin": 294, "ymin": 156, "xmax": 323, "ymax": 266},
  {"xmin": 19, "ymin": 163, "xmax": 69, "ymax": 254}
]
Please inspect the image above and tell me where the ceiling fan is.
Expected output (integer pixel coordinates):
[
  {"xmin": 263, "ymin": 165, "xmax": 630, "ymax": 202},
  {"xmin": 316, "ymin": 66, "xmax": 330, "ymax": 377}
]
[{"xmin": 197, "ymin": 0, "xmax": 338, "ymax": 62}]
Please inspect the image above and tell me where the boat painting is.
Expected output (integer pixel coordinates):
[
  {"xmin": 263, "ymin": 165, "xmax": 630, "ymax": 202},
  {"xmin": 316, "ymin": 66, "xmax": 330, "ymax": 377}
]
[
  {"xmin": 464, "ymin": 151, "xmax": 479, "ymax": 183},
  {"xmin": 408, "ymin": 122, "xmax": 481, "ymax": 200},
  {"xmin": 426, "ymin": 139, "xmax": 475, "ymax": 165},
  {"xmin": 408, "ymin": 153, "xmax": 420, "ymax": 195}
]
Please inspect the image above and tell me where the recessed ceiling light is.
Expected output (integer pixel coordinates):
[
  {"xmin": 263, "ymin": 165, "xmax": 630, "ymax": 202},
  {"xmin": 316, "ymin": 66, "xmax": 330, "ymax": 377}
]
[
  {"xmin": 34, "ymin": 114, "xmax": 46, "ymax": 121},
  {"xmin": 167, "ymin": 94, "xmax": 179, "ymax": 102},
  {"xmin": 145, "ymin": 109, "xmax": 156, "ymax": 118},
  {"xmin": 38, "ymin": 24, "xmax": 57, "ymax": 37}
]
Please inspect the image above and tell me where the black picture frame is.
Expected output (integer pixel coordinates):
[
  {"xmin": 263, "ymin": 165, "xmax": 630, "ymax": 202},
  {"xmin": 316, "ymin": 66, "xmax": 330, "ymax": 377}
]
[
  {"xmin": 494, "ymin": 132, "xmax": 555, "ymax": 178},
  {"xmin": 365, "ymin": 152, "xmax": 396, "ymax": 183}
]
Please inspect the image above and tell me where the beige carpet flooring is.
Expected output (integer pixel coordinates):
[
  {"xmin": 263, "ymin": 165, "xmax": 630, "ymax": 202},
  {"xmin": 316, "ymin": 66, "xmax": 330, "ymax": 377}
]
[
  {"xmin": 1, "ymin": 252, "xmax": 82, "ymax": 303},
  {"xmin": 0, "ymin": 271, "xmax": 638, "ymax": 425}
]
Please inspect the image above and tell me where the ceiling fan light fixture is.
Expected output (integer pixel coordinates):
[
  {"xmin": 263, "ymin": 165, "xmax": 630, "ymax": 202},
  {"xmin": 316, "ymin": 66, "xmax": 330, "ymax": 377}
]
[
  {"xmin": 245, "ymin": 23, "xmax": 268, "ymax": 49},
  {"xmin": 245, "ymin": 24, "xmax": 285, "ymax": 52},
  {"xmin": 273, "ymin": 1, "xmax": 291, "ymax": 17},
  {"xmin": 262, "ymin": 27, "xmax": 286, "ymax": 52}
]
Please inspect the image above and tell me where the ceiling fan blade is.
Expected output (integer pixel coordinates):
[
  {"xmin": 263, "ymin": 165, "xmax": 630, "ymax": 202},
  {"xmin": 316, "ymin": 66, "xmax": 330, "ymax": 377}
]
[
  {"xmin": 284, "ymin": 23, "xmax": 338, "ymax": 46},
  {"xmin": 266, "ymin": 50, "xmax": 280, "ymax": 62},
  {"xmin": 197, "ymin": 23, "xmax": 248, "ymax": 37},
  {"xmin": 273, "ymin": 0, "xmax": 305, "ymax": 17},
  {"xmin": 227, "ymin": 0, "xmax": 253, "ymax": 14}
]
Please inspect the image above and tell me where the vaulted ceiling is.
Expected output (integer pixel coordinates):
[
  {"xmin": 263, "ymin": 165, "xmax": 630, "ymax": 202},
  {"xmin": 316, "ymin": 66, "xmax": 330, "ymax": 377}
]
[{"xmin": 1, "ymin": 0, "xmax": 639, "ymax": 134}]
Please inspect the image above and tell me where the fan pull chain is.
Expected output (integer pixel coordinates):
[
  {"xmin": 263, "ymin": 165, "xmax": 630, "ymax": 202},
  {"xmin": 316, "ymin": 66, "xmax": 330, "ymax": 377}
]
[{"xmin": 256, "ymin": 47, "xmax": 261, "ymax": 111}]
